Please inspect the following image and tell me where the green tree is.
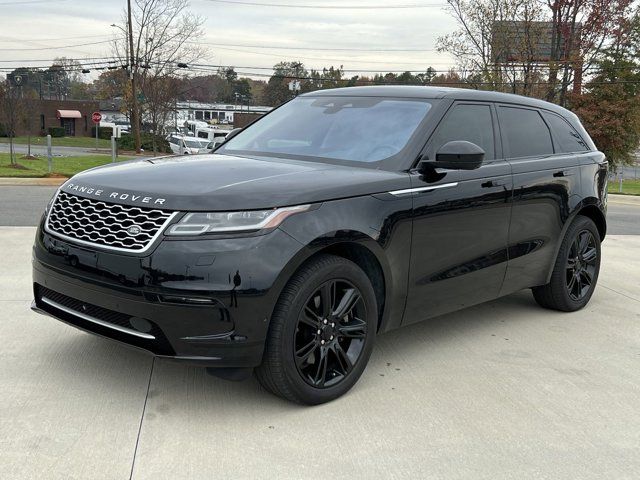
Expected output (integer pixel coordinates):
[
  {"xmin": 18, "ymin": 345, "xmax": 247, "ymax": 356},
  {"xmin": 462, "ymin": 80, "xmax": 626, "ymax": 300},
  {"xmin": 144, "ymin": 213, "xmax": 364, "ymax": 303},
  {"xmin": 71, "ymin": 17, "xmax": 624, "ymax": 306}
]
[
  {"xmin": 263, "ymin": 61, "xmax": 308, "ymax": 106},
  {"xmin": 570, "ymin": 9, "xmax": 640, "ymax": 168}
]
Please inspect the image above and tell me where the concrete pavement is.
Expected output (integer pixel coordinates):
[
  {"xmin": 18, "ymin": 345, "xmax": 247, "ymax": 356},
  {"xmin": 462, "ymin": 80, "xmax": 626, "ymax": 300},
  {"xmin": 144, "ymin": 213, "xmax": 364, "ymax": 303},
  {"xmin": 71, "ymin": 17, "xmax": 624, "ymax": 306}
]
[{"xmin": 1, "ymin": 226, "xmax": 639, "ymax": 479}]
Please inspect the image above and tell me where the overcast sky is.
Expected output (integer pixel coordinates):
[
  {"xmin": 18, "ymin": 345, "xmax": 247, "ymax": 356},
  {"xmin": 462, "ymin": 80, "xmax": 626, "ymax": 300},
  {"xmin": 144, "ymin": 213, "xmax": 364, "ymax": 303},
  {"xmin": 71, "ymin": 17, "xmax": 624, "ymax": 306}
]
[{"xmin": 0, "ymin": 0, "xmax": 457, "ymax": 78}]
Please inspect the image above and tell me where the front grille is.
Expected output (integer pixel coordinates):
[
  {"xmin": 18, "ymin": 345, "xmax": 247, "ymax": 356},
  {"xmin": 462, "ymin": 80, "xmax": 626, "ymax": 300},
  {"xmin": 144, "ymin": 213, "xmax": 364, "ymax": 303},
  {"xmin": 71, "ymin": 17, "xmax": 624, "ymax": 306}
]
[{"xmin": 46, "ymin": 191, "xmax": 175, "ymax": 252}]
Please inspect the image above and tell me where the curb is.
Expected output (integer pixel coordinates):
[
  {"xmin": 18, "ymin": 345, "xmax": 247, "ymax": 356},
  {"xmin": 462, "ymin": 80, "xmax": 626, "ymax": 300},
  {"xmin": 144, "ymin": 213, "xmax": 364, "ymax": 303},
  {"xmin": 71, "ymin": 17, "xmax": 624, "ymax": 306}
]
[
  {"xmin": 608, "ymin": 193, "xmax": 640, "ymax": 205},
  {"xmin": 0, "ymin": 177, "xmax": 67, "ymax": 186}
]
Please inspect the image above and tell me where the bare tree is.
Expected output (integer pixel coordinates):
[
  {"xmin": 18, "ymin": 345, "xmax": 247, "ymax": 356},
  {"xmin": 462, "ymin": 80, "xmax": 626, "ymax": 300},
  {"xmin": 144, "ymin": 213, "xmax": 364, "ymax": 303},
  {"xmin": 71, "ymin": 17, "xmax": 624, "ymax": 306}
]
[
  {"xmin": 438, "ymin": 0, "xmax": 634, "ymax": 102},
  {"xmin": 0, "ymin": 80, "xmax": 23, "ymax": 166},
  {"xmin": 437, "ymin": 0, "xmax": 548, "ymax": 96},
  {"xmin": 18, "ymin": 93, "xmax": 38, "ymax": 158},
  {"xmin": 545, "ymin": 0, "xmax": 634, "ymax": 104},
  {"xmin": 143, "ymin": 74, "xmax": 182, "ymax": 153},
  {"xmin": 111, "ymin": 0, "xmax": 205, "ymax": 151}
]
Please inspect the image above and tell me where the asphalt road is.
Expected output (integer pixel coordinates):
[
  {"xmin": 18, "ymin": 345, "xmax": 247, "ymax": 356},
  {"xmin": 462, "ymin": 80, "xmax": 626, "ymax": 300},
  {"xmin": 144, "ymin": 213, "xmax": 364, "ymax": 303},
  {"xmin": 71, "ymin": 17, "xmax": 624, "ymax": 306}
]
[
  {"xmin": 0, "ymin": 142, "xmax": 110, "ymax": 158},
  {"xmin": 1, "ymin": 227, "xmax": 639, "ymax": 479},
  {"xmin": 0, "ymin": 185, "xmax": 638, "ymax": 234}
]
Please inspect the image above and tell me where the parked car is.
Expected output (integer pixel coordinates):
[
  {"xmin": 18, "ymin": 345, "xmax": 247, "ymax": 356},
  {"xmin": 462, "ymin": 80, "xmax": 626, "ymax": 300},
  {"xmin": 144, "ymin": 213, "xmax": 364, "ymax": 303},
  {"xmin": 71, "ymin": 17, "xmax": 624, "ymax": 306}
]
[
  {"xmin": 32, "ymin": 86, "xmax": 607, "ymax": 404},
  {"xmin": 167, "ymin": 134, "xmax": 213, "ymax": 155},
  {"xmin": 195, "ymin": 126, "xmax": 231, "ymax": 147}
]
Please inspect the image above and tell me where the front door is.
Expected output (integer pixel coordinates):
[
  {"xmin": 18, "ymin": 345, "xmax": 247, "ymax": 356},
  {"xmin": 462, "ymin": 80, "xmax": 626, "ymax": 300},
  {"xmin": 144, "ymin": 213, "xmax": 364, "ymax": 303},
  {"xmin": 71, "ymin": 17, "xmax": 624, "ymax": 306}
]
[
  {"xmin": 403, "ymin": 102, "xmax": 513, "ymax": 325},
  {"xmin": 61, "ymin": 118, "xmax": 75, "ymax": 136}
]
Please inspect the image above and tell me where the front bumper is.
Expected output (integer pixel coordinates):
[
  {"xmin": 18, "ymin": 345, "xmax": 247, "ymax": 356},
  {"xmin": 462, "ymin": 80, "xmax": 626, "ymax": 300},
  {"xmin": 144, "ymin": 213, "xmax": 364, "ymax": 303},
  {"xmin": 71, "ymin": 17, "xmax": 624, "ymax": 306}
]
[{"xmin": 32, "ymin": 224, "xmax": 305, "ymax": 368}]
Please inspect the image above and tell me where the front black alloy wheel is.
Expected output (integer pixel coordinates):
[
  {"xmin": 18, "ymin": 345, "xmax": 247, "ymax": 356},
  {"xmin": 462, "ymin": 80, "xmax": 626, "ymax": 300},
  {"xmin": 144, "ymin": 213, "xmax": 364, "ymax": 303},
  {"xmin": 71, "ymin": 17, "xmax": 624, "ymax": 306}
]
[
  {"xmin": 533, "ymin": 215, "xmax": 601, "ymax": 312},
  {"xmin": 256, "ymin": 254, "xmax": 377, "ymax": 404},
  {"xmin": 294, "ymin": 280, "xmax": 367, "ymax": 388}
]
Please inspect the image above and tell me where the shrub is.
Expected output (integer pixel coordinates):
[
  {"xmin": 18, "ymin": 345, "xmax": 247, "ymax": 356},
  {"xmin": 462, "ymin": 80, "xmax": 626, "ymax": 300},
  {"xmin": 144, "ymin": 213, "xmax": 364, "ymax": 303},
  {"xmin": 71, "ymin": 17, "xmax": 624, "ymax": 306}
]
[
  {"xmin": 117, "ymin": 133, "xmax": 171, "ymax": 153},
  {"xmin": 91, "ymin": 126, "xmax": 115, "ymax": 140},
  {"xmin": 48, "ymin": 127, "xmax": 65, "ymax": 138}
]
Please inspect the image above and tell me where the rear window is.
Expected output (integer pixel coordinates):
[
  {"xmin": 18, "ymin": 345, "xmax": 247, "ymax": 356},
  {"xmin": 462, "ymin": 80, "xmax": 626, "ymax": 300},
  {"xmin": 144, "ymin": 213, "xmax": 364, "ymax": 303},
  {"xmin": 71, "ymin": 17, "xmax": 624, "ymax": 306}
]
[
  {"xmin": 542, "ymin": 112, "xmax": 590, "ymax": 153},
  {"xmin": 499, "ymin": 107, "xmax": 553, "ymax": 158}
]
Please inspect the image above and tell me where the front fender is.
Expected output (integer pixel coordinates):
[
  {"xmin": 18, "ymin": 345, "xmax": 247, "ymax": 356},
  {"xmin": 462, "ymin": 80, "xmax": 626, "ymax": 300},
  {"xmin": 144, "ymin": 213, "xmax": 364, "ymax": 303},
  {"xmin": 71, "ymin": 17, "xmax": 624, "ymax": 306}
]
[{"xmin": 276, "ymin": 194, "xmax": 414, "ymax": 333}]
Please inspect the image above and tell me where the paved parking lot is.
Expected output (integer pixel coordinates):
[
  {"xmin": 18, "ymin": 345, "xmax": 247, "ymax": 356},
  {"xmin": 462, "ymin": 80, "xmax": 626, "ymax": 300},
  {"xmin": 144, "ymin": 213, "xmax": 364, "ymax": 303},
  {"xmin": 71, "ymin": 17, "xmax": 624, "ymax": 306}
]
[{"xmin": 1, "ymin": 224, "xmax": 639, "ymax": 479}]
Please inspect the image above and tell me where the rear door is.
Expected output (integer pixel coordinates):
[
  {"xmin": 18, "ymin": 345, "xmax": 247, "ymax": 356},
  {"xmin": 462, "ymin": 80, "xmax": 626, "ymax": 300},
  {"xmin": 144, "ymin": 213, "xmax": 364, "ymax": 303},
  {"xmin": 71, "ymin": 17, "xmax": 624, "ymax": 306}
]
[
  {"xmin": 497, "ymin": 105, "xmax": 582, "ymax": 295},
  {"xmin": 402, "ymin": 102, "xmax": 513, "ymax": 325}
]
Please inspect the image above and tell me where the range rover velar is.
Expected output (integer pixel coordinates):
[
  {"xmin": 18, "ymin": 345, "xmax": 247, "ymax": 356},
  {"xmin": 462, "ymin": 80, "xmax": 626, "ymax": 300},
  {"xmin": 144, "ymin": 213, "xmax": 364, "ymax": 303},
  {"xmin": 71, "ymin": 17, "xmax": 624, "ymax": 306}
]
[{"xmin": 32, "ymin": 86, "xmax": 607, "ymax": 404}]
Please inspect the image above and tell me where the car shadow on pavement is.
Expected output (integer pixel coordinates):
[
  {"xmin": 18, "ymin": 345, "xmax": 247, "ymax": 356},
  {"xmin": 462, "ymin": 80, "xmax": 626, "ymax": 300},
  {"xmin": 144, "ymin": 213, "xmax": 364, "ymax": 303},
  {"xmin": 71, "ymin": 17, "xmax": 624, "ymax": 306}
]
[{"xmin": 43, "ymin": 288, "xmax": 558, "ymax": 413}]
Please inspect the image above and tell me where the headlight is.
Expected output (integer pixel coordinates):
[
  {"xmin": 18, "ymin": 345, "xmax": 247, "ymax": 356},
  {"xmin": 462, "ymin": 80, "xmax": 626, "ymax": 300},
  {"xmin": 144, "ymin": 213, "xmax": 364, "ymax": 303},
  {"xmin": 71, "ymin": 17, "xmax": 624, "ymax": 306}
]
[{"xmin": 166, "ymin": 204, "xmax": 311, "ymax": 235}]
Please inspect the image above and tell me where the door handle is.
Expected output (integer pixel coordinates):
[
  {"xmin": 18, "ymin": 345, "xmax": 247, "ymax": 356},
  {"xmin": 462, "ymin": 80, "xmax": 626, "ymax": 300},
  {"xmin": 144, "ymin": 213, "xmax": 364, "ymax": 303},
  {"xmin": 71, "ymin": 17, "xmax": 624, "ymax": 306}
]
[{"xmin": 481, "ymin": 180, "xmax": 505, "ymax": 188}]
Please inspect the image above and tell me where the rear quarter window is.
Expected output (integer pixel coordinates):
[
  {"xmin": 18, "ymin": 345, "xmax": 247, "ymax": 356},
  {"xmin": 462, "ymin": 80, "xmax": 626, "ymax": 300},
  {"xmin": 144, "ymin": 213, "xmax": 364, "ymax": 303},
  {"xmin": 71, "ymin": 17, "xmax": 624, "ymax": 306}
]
[
  {"xmin": 542, "ymin": 112, "xmax": 590, "ymax": 153},
  {"xmin": 498, "ymin": 106, "xmax": 553, "ymax": 158}
]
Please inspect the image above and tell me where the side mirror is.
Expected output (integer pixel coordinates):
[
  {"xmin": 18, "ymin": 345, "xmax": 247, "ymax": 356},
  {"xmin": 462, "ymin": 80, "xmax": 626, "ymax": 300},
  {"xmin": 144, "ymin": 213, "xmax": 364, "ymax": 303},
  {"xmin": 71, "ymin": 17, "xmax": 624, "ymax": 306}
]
[{"xmin": 419, "ymin": 140, "xmax": 484, "ymax": 172}]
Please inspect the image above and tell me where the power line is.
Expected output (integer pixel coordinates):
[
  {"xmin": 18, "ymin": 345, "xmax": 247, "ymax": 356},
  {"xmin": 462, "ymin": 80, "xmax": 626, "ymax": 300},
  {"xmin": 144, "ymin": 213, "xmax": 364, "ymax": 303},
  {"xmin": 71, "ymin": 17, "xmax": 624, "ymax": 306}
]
[
  {"xmin": 0, "ymin": 34, "xmax": 109, "ymax": 43},
  {"xmin": 0, "ymin": 57, "xmax": 114, "ymax": 63},
  {"xmin": 192, "ymin": 40, "xmax": 438, "ymax": 52},
  {"xmin": 0, "ymin": 0, "xmax": 68, "ymax": 4},
  {"xmin": 211, "ymin": 44, "xmax": 451, "ymax": 65},
  {"xmin": 0, "ymin": 40, "xmax": 113, "ymax": 52},
  {"xmin": 197, "ymin": 0, "xmax": 444, "ymax": 8}
]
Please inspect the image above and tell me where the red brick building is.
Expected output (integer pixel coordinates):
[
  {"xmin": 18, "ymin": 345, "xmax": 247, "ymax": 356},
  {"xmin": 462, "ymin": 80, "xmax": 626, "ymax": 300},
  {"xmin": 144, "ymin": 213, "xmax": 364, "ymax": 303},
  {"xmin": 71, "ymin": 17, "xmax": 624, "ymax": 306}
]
[{"xmin": 20, "ymin": 99, "xmax": 100, "ymax": 137}]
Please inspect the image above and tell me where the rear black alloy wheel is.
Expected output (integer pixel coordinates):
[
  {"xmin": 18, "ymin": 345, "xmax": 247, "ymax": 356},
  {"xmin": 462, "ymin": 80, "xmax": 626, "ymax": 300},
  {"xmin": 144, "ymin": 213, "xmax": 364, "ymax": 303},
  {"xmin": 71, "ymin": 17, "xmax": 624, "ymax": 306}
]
[
  {"xmin": 256, "ymin": 254, "xmax": 377, "ymax": 404},
  {"xmin": 533, "ymin": 215, "xmax": 601, "ymax": 312},
  {"xmin": 294, "ymin": 280, "xmax": 367, "ymax": 388},
  {"xmin": 565, "ymin": 230, "xmax": 598, "ymax": 301}
]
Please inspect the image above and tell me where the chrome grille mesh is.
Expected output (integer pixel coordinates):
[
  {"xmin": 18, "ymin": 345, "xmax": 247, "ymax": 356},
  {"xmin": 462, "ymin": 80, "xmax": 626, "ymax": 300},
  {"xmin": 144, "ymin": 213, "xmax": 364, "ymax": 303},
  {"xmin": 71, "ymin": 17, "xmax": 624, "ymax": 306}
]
[{"xmin": 46, "ymin": 191, "xmax": 174, "ymax": 252}]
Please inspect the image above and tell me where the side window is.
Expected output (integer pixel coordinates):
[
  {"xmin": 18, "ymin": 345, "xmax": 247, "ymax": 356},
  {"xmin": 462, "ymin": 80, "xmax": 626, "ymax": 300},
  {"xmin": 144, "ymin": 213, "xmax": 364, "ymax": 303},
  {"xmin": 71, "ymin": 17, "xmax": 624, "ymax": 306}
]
[
  {"xmin": 542, "ymin": 112, "xmax": 589, "ymax": 153},
  {"xmin": 427, "ymin": 104, "xmax": 495, "ymax": 161},
  {"xmin": 498, "ymin": 107, "xmax": 553, "ymax": 158}
]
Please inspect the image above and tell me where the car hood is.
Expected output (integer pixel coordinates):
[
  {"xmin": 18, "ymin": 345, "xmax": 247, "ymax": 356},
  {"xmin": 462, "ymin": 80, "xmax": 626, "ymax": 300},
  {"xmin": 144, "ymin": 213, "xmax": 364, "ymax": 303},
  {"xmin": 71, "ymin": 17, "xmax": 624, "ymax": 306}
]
[{"xmin": 60, "ymin": 153, "xmax": 411, "ymax": 211}]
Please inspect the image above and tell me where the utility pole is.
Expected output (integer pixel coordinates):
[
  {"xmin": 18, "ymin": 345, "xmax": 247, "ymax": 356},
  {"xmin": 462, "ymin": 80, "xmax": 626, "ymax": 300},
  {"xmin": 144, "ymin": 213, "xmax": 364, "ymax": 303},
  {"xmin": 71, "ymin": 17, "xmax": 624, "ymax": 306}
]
[{"xmin": 127, "ymin": 0, "xmax": 141, "ymax": 154}]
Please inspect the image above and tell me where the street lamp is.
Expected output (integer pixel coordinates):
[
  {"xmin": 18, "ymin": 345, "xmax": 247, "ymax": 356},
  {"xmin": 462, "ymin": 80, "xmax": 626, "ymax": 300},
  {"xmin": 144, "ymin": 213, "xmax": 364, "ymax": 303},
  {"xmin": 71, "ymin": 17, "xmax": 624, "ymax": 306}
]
[{"xmin": 110, "ymin": 23, "xmax": 129, "ymax": 68}]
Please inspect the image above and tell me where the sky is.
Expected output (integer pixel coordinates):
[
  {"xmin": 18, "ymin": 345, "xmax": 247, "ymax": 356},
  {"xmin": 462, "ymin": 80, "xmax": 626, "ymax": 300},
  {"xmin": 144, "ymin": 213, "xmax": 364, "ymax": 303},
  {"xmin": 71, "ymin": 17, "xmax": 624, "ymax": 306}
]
[{"xmin": 0, "ymin": 0, "xmax": 457, "ymax": 79}]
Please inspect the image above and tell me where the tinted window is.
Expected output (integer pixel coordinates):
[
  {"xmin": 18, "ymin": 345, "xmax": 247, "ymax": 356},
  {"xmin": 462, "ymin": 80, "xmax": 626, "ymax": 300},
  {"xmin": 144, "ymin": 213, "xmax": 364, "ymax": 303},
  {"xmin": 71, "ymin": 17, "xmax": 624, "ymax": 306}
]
[
  {"xmin": 542, "ymin": 112, "xmax": 589, "ymax": 153},
  {"xmin": 427, "ymin": 104, "xmax": 495, "ymax": 161},
  {"xmin": 220, "ymin": 96, "xmax": 435, "ymax": 164},
  {"xmin": 499, "ymin": 107, "xmax": 553, "ymax": 158}
]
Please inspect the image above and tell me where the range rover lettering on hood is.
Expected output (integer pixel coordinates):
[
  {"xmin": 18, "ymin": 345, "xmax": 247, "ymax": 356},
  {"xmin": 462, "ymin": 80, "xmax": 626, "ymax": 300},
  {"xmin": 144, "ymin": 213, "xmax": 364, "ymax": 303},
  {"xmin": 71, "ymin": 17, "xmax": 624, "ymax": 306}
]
[
  {"xmin": 64, "ymin": 182, "xmax": 166, "ymax": 206},
  {"xmin": 61, "ymin": 154, "xmax": 410, "ymax": 211}
]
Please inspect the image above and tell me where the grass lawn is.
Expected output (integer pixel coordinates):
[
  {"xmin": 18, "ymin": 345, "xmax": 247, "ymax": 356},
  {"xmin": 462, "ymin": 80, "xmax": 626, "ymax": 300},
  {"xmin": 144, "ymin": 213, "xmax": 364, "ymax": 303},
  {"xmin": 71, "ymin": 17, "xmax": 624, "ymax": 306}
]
[
  {"xmin": 0, "ymin": 153, "xmax": 132, "ymax": 178},
  {"xmin": 608, "ymin": 179, "xmax": 640, "ymax": 195},
  {"xmin": 0, "ymin": 136, "xmax": 111, "ymax": 149}
]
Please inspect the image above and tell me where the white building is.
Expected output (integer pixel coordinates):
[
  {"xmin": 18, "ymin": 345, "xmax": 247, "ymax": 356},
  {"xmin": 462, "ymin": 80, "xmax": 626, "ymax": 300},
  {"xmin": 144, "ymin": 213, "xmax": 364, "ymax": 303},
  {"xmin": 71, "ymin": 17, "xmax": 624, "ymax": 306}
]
[
  {"xmin": 100, "ymin": 99, "xmax": 272, "ymax": 133},
  {"xmin": 173, "ymin": 101, "xmax": 272, "ymax": 128}
]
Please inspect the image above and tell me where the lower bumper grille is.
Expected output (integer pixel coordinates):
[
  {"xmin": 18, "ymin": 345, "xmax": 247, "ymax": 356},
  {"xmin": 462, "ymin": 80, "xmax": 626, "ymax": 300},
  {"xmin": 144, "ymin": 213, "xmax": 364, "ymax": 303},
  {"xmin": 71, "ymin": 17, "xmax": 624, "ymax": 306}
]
[{"xmin": 36, "ymin": 285, "xmax": 162, "ymax": 340}]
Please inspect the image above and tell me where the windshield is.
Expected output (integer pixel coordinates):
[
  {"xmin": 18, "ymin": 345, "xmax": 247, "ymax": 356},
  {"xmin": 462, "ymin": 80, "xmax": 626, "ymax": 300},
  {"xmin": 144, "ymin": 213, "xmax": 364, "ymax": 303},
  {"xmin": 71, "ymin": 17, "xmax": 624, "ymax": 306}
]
[
  {"xmin": 184, "ymin": 139, "xmax": 204, "ymax": 148},
  {"xmin": 219, "ymin": 96, "xmax": 434, "ymax": 164}
]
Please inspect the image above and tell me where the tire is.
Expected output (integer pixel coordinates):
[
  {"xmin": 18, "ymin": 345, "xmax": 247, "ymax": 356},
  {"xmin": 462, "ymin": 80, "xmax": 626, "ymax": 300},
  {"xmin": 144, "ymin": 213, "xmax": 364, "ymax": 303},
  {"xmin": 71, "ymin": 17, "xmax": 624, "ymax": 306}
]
[
  {"xmin": 532, "ymin": 215, "xmax": 601, "ymax": 312},
  {"xmin": 256, "ymin": 254, "xmax": 377, "ymax": 405}
]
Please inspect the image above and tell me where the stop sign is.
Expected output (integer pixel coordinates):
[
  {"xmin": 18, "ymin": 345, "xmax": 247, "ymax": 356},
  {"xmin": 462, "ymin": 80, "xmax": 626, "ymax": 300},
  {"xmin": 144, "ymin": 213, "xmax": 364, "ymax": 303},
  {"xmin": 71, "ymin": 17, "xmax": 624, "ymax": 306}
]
[{"xmin": 92, "ymin": 112, "xmax": 102, "ymax": 124}]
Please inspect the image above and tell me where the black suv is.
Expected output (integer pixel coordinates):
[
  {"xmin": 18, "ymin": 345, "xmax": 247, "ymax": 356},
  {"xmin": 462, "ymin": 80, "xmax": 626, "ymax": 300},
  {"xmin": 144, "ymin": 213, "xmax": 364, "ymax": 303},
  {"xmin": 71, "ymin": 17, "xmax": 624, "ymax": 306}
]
[{"xmin": 32, "ymin": 86, "xmax": 607, "ymax": 404}]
